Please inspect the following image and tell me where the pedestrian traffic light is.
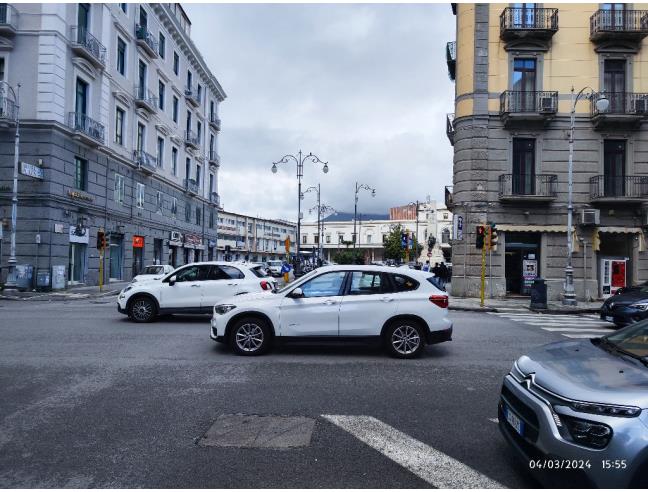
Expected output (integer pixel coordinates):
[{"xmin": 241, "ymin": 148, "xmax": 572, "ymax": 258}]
[
  {"xmin": 96, "ymin": 230, "xmax": 107, "ymax": 250},
  {"xmin": 475, "ymin": 225, "xmax": 485, "ymax": 249},
  {"xmin": 490, "ymin": 223, "xmax": 498, "ymax": 251}
]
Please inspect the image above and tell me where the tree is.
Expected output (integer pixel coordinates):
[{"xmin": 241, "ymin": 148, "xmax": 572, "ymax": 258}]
[
  {"xmin": 332, "ymin": 249, "xmax": 365, "ymax": 265},
  {"xmin": 383, "ymin": 224, "xmax": 404, "ymax": 262}
]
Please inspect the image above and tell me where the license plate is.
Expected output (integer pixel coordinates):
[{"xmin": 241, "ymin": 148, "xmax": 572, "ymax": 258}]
[
  {"xmin": 605, "ymin": 316, "xmax": 614, "ymax": 322},
  {"xmin": 504, "ymin": 405, "xmax": 524, "ymax": 436}
]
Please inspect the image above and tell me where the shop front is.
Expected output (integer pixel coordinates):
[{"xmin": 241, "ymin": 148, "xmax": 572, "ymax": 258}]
[
  {"xmin": 68, "ymin": 224, "xmax": 89, "ymax": 284},
  {"xmin": 504, "ymin": 232, "xmax": 541, "ymax": 296},
  {"xmin": 594, "ymin": 228, "xmax": 644, "ymax": 299},
  {"xmin": 169, "ymin": 231, "xmax": 183, "ymax": 267},
  {"xmin": 108, "ymin": 233, "xmax": 123, "ymax": 280},
  {"xmin": 132, "ymin": 235, "xmax": 145, "ymax": 277}
]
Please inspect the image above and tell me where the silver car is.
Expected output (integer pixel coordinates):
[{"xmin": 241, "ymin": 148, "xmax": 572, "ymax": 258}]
[{"xmin": 499, "ymin": 321, "xmax": 648, "ymax": 488}]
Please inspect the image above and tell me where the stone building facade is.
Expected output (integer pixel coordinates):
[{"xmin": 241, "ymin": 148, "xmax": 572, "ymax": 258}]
[
  {"xmin": 0, "ymin": 3, "xmax": 225, "ymax": 286},
  {"xmin": 446, "ymin": 3, "xmax": 648, "ymax": 301}
]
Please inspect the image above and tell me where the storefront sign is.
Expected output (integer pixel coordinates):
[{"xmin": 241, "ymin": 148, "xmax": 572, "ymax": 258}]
[
  {"xmin": 69, "ymin": 225, "xmax": 89, "ymax": 244},
  {"xmin": 132, "ymin": 235, "xmax": 145, "ymax": 248},
  {"xmin": 68, "ymin": 190, "xmax": 94, "ymax": 202},
  {"xmin": 184, "ymin": 233, "xmax": 202, "ymax": 246},
  {"xmin": 20, "ymin": 161, "xmax": 44, "ymax": 179},
  {"xmin": 54, "ymin": 223, "xmax": 65, "ymax": 234},
  {"xmin": 522, "ymin": 259, "xmax": 537, "ymax": 289},
  {"xmin": 208, "ymin": 240, "xmax": 216, "ymax": 248},
  {"xmin": 453, "ymin": 215, "xmax": 464, "ymax": 241}
]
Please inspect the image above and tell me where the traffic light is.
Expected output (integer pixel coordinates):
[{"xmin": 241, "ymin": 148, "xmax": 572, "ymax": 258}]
[
  {"xmin": 475, "ymin": 225, "xmax": 485, "ymax": 249},
  {"xmin": 401, "ymin": 231, "xmax": 408, "ymax": 248},
  {"xmin": 96, "ymin": 230, "xmax": 107, "ymax": 250},
  {"xmin": 490, "ymin": 223, "xmax": 498, "ymax": 251},
  {"xmin": 484, "ymin": 225, "xmax": 492, "ymax": 250}
]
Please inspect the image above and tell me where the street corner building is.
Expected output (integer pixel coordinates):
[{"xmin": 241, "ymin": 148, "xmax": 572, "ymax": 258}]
[
  {"xmin": 0, "ymin": 3, "xmax": 226, "ymax": 287},
  {"xmin": 445, "ymin": 3, "xmax": 648, "ymax": 302}
]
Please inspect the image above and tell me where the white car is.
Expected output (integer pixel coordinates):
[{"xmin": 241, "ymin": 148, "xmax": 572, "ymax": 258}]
[
  {"xmin": 131, "ymin": 264, "xmax": 174, "ymax": 283},
  {"xmin": 210, "ymin": 265, "xmax": 452, "ymax": 358},
  {"xmin": 117, "ymin": 262, "xmax": 275, "ymax": 322},
  {"xmin": 266, "ymin": 260, "xmax": 284, "ymax": 277}
]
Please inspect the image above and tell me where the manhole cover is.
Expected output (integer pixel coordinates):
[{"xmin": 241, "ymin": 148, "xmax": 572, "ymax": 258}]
[{"xmin": 199, "ymin": 414, "xmax": 316, "ymax": 449}]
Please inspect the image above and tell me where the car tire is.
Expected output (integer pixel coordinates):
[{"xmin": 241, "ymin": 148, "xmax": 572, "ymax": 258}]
[
  {"xmin": 384, "ymin": 319, "xmax": 425, "ymax": 359},
  {"xmin": 229, "ymin": 317, "xmax": 271, "ymax": 356},
  {"xmin": 128, "ymin": 296, "xmax": 157, "ymax": 323}
]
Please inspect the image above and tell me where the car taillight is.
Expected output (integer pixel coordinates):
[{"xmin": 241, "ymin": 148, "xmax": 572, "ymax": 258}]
[
  {"xmin": 429, "ymin": 295, "xmax": 448, "ymax": 308},
  {"xmin": 260, "ymin": 280, "xmax": 271, "ymax": 291}
]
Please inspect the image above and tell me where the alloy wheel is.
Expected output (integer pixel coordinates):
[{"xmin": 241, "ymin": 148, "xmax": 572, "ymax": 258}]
[
  {"xmin": 235, "ymin": 323, "xmax": 264, "ymax": 352},
  {"xmin": 132, "ymin": 299, "xmax": 153, "ymax": 321},
  {"xmin": 391, "ymin": 325, "xmax": 421, "ymax": 355}
]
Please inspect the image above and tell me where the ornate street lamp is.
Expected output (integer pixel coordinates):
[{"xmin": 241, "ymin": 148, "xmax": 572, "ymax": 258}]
[{"xmin": 353, "ymin": 182, "xmax": 375, "ymax": 248}]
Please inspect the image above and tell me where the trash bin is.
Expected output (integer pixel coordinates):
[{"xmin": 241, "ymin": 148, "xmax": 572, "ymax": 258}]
[
  {"xmin": 530, "ymin": 277, "xmax": 547, "ymax": 310},
  {"xmin": 36, "ymin": 269, "xmax": 51, "ymax": 292},
  {"xmin": 15, "ymin": 264, "xmax": 34, "ymax": 291},
  {"xmin": 51, "ymin": 265, "xmax": 66, "ymax": 290}
]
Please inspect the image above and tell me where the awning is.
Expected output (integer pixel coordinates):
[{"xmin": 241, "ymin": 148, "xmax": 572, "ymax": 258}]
[
  {"xmin": 496, "ymin": 224, "xmax": 569, "ymax": 233},
  {"xmin": 592, "ymin": 227, "xmax": 646, "ymax": 252}
]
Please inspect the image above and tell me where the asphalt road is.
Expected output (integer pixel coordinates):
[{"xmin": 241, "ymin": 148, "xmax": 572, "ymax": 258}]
[{"xmin": 0, "ymin": 298, "xmax": 565, "ymax": 488}]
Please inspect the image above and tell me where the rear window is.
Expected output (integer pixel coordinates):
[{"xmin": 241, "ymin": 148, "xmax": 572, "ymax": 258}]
[
  {"xmin": 391, "ymin": 274, "xmax": 419, "ymax": 292},
  {"xmin": 143, "ymin": 266, "xmax": 164, "ymax": 274},
  {"xmin": 249, "ymin": 266, "xmax": 270, "ymax": 278},
  {"xmin": 427, "ymin": 276, "xmax": 445, "ymax": 291}
]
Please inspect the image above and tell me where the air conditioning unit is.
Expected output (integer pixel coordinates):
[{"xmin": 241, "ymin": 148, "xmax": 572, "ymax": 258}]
[
  {"xmin": 580, "ymin": 209, "xmax": 600, "ymax": 226},
  {"xmin": 635, "ymin": 99, "xmax": 648, "ymax": 114},
  {"xmin": 539, "ymin": 96, "xmax": 555, "ymax": 113},
  {"xmin": 170, "ymin": 231, "xmax": 182, "ymax": 242}
]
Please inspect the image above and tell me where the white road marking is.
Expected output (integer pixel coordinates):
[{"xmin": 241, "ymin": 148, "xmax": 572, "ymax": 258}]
[
  {"xmin": 540, "ymin": 327, "xmax": 611, "ymax": 333},
  {"xmin": 323, "ymin": 415, "xmax": 504, "ymax": 489},
  {"xmin": 488, "ymin": 418, "xmax": 499, "ymax": 424},
  {"xmin": 489, "ymin": 311, "xmax": 614, "ymax": 339},
  {"xmin": 562, "ymin": 333, "xmax": 602, "ymax": 339}
]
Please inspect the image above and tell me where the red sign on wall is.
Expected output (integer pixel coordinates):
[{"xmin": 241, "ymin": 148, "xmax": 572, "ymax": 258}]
[{"xmin": 132, "ymin": 235, "xmax": 144, "ymax": 248}]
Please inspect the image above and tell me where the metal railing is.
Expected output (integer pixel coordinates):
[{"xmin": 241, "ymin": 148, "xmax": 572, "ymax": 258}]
[
  {"xmin": 446, "ymin": 113, "xmax": 455, "ymax": 144},
  {"xmin": 500, "ymin": 90, "xmax": 558, "ymax": 114},
  {"xmin": 134, "ymin": 86, "xmax": 157, "ymax": 108},
  {"xmin": 134, "ymin": 150, "xmax": 157, "ymax": 173},
  {"xmin": 185, "ymin": 130, "xmax": 199, "ymax": 147},
  {"xmin": 184, "ymin": 178, "xmax": 199, "ymax": 195},
  {"xmin": 71, "ymin": 26, "xmax": 106, "ymax": 64},
  {"xmin": 444, "ymin": 185, "xmax": 453, "ymax": 209},
  {"xmin": 0, "ymin": 4, "xmax": 18, "ymax": 29},
  {"xmin": 135, "ymin": 24, "xmax": 158, "ymax": 53},
  {"xmin": 500, "ymin": 7, "xmax": 559, "ymax": 31},
  {"xmin": 590, "ymin": 175, "xmax": 648, "ymax": 199},
  {"xmin": 185, "ymin": 85, "xmax": 201, "ymax": 104},
  {"xmin": 499, "ymin": 174, "xmax": 558, "ymax": 198},
  {"xmin": 210, "ymin": 191, "xmax": 220, "ymax": 206},
  {"xmin": 0, "ymin": 95, "xmax": 17, "ymax": 120},
  {"xmin": 209, "ymin": 113, "xmax": 221, "ymax": 129},
  {"xmin": 446, "ymin": 41, "xmax": 456, "ymax": 80},
  {"xmin": 208, "ymin": 151, "xmax": 220, "ymax": 164},
  {"xmin": 590, "ymin": 92, "xmax": 648, "ymax": 116},
  {"xmin": 68, "ymin": 112, "xmax": 105, "ymax": 144},
  {"xmin": 590, "ymin": 9, "xmax": 648, "ymax": 36}
]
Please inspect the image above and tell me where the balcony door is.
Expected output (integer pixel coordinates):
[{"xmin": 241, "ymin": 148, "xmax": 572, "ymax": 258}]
[
  {"xmin": 75, "ymin": 78, "xmax": 88, "ymax": 130},
  {"xmin": 601, "ymin": 3, "xmax": 626, "ymax": 30},
  {"xmin": 603, "ymin": 140, "xmax": 625, "ymax": 197},
  {"xmin": 512, "ymin": 3, "xmax": 536, "ymax": 28},
  {"xmin": 512, "ymin": 58, "xmax": 536, "ymax": 111},
  {"xmin": 138, "ymin": 60, "xmax": 147, "ymax": 94},
  {"xmin": 139, "ymin": 6, "xmax": 148, "ymax": 28},
  {"xmin": 77, "ymin": 3, "xmax": 89, "ymax": 40},
  {"xmin": 603, "ymin": 59, "xmax": 626, "ymax": 113},
  {"xmin": 137, "ymin": 122, "xmax": 145, "ymax": 154},
  {"xmin": 512, "ymin": 138, "xmax": 535, "ymax": 195}
]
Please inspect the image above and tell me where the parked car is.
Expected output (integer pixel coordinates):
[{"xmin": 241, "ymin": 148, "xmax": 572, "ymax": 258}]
[
  {"xmin": 600, "ymin": 284, "xmax": 648, "ymax": 327},
  {"xmin": 117, "ymin": 262, "xmax": 274, "ymax": 322},
  {"xmin": 266, "ymin": 260, "xmax": 284, "ymax": 277},
  {"xmin": 498, "ymin": 322, "xmax": 648, "ymax": 488},
  {"xmin": 210, "ymin": 265, "xmax": 452, "ymax": 358},
  {"xmin": 131, "ymin": 264, "xmax": 174, "ymax": 283}
]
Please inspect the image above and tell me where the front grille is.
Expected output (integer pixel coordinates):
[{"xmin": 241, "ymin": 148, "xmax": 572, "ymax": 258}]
[
  {"xmin": 501, "ymin": 385, "xmax": 540, "ymax": 442},
  {"xmin": 498, "ymin": 402, "xmax": 543, "ymax": 459}
]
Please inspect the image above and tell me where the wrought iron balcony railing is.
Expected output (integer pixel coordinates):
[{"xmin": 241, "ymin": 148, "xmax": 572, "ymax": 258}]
[
  {"xmin": 590, "ymin": 92, "xmax": 648, "ymax": 116},
  {"xmin": 590, "ymin": 175, "xmax": 648, "ymax": 200},
  {"xmin": 446, "ymin": 113, "xmax": 455, "ymax": 145},
  {"xmin": 184, "ymin": 178, "xmax": 199, "ymax": 195},
  {"xmin": 70, "ymin": 26, "xmax": 106, "ymax": 65},
  {"xmin": 590, "ymin": 9, "xmax": 648, "ymax": 38},
  {"xmin": 185, "ymin": 130, "xmax": 200, "ymax": 148},
  {"xmin": 68, "ymin": 112, "xmax": 105, "ymax": 144},
  {"xmin": 209, "ymin": 113, "xmax": 221, "ymax": 130},
  {"xmin": 134, "ymin": 86, "xmax": 157, "ymax": 110},
  {"xmin": 498, "ymin": 174, "xmax": 558, "ymax": 199},
  {"xmin": 134, "ymin": 150, "xmax": 157, "ymax": 174},
  {"xmin": 0, "ymin": 95, "xmax": 17, "ymax": 120},
  {"xmin": 185, "ymin": 85, "xmax": 201, "ymax": 105},
  {"xmin": 0, "ymin": 4, "xmax": 18, "ymax": 32},
  {"xmin": 446, "ymin": 41, "xmax": 456, "ymax": 81},
  {"xmin": 210, "ymin": 191, "xmax": 220, "ymax": 206},
  {"xmin": 500, "ymin": 90, "xmax": 558, "ymax": 114},
  {"xmin": 135, "ymin": 24, "xmax": 158, "ymax": 56},
  {"xmin": 500, "ymin": 7, "xmax": 559, "ymax": 33}
]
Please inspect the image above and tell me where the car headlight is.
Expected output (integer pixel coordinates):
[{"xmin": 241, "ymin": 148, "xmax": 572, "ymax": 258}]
[
  {"xmin": 569, "ymin": 401, "xmax": 641, "ymax": 417},
  {"xmin": 214, "ymin": 304, "xmax": 236, "ymax": 315},
  {"xmin": 122, "ymin": 285, "xmax": 133, "ymax": 294},
  {"xmin": 629, "ymin": 302, "xmax": 648, "ymax": 311},
  {"xmin": 560, "ymin": 414, "xmax": 613, "ymax": 449}
]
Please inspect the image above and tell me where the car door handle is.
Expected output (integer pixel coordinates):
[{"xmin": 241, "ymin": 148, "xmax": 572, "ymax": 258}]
[
  {"xmin": 190, "ymin": 284, "xmax": 200, "ymax": 288},
  {"xmin": 381, "ymin": 297, "xmax": 394, "ymax": 302},
  {"xmin": 227, "ymin": 283, "xmax": 238, "ymax": 286},
  {"xmin": 324, "ymin": 299, "xmax": 337, "ymax": 305}
]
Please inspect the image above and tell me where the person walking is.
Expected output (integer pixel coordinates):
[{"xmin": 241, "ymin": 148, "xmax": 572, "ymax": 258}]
[
  {"xmin": 422, "ymin": 260, "xmax": 430, "ymax": 272},
  {"xmin": 439, "ymin": 262, "xmax": 448, "ymax": 288}
]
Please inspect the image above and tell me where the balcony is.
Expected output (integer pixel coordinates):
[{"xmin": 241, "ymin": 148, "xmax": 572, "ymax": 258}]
[
  {"xmin": 590, "ymin": 92, "xmax": 648, "ymax": 129},
  {"xmin": 184, "ymin": 178, "xmax": 199, "ymax": 196},
  {"xmin": 500, "ymin": 7, "xmax": 558, "ymax": 50},
  {"xmin": 0, "ymin": 4, "xmax": 18, "ymax": 36},
  {"xmin": 590, "ymin": 9, "xmax": 648, "ymax": 51},
  {"xmin": 0, "ymin": 95, "xmax": 17, "ymax": 123},
  {"xmin": 70, "ymin": 26, "xmax": 106, "ymax": 68},
  {"xmin": 590, "ymin": 175, "xmax": 648, "ymax": 203},
  {"xmin": 446, "ymin": 41, "xmax": 456, "ymax": 81},
  {"xmin": 446, "ymin": 113, "xmax": 455, "ymax": 145},
  {"xmin": 499, "ymin": 90, "xmax": 558, "ymax": 128},
  {"xmin": 67, "ymin": 112, "xmax": 104, "ymax": 146},
  {"xmin": 133, "ymin": 86, "xmax": 157, "ymax": 113},
  {"xmin": 185, "ymin": 85, "xmax": 201, "ymax": 107},
  {"xmin": 135, "ymin": 24, "xmax": 158, "ymax": 58},
  {"xmin": 210, "ymin": 191, "xmax": 220, "ymax": 206},
  {"xmin": 134, "ymin": 150, "xmax": 157, "ymax": 174},
  {"xmin": 185, "ymin": 130, "xmax": 200, "ymax": 150},
  {"xmin": 209, "ymin": 113, "xmax": 221, "ymax": 131},
  {"xmin": 208, "ymin": 151, "xmax": 220, "ymax": 165},
  {"xmin": 444, "ymin": 185, "xmax": 454, "ymax": 210},
  {"xmin": 498, "ymin": 174, "xmax": 558, "ymax": 202}
]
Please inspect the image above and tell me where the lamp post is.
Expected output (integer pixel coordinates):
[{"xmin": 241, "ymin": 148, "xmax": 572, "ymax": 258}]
[
  {"xmin": 563, "ymin": 86, "xmax": 609, "ymax": 305},
  {"xmin": 303, "ymin": 184, "xmax": 320, "ymax": 266},
  {"xmin": 316, "ymin": 204, "xmax": 336, "ymax": 263},
  {"xmin": 272, "ymin": 150, "xmax": 328, "ymax": 275},
  {"xmin": 406, "ymin": 201, "xmax": 421, "ymax": 264},
  {"xmin": 0, "ymin": 81, "xmax": 20, "ymax": 289},
  {"xmin": 353, "ymin": 182, "xmax": 375, "ymax": 248}
]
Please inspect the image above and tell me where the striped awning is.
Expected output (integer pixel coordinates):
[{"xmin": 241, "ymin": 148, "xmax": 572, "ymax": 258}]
[
  {"xmin": 593, "ymin": 227, "xmax": 646, "ymax": 252},
  {"xmin": 495, "ymin": 224, "xmax": 569, "ymax": 233}
]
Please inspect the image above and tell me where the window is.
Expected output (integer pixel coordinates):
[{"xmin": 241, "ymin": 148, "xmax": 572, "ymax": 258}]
[
  {"xmin": 302, "ymin": 235, "xmax": 307, "ymax": 244},
  {"xmin": 391, "ymin": 274, "xmax": 419, "ymax": 292},
  {"xmin": 299, "ymin": 271, "xmax": 346, "ymax": 298},
  {"xmin": 115, "ymin": 107, "xmax": 124, "ymax": 145},
  {"xmin": 172, "ymin": 95, "xmax": 178, "ymax": 123},
  {"xmin": 186, "ymin": 110, "xmax": 192, "ymax": 133},
  {"xmin": 209, "ymin": 210, "xmax": 214, "ymax": 228},
  {"xmin": 74, "ymin": 157, "xmax": 87, "ymax": 191},
  {"xmin": 136, "ymin": 183, "xmax": 145, "ymax": 208},
  {"xmin": 158, "ymin": 32, "xmax": 165, "ymax": 58},
  {"xmin": 196, "ymin": 121, "xmax": 202, "ymax": 143},
  {"xmin": 185, "ymin": 203, "xmax": 191, "ymax": 222},
  {"xmin": 156, "ymin": 191, "xmax": 163, "ymax": 213},
  {"xmin": 366, "ymin": 234, "xmax": 372, "ymax": 243},
  {"xmin": 326, "ymin": 235, "xmax": 331, "ymax": 244},
  {"xmin": 174, "ymin": 265, "xmax": 210, "ymax": 282},
  {"xmin": 75, "ymin": 77, "xmax": 88, "ymax": 116},
  {"xmin": 139, "ymin": 6, "xmax": 148, "ymax": 28},
  {"xmin": 349, "ymin": 271, "xmax": 387, "ymax": 296},
  {"xmin": 218, "ymin": 265, "xmax": 245, "ymax": 279},
  {"xmin": 441, "ymin": 228, "xmax": 451, "ymax": 244},
  {"xmin": 210, "ymin": 100, "xmax": 215, "ymax": 118},
  {"xmin": 116, "ymin": 37, "xmax": 126, "ymax": 76},
  {"xmin": 185, "ymin": 158, "xmax": 191, "ymax": 180},
  {"xmin": 187, "ymin": 70, "xmax": 192, "ymax": 89},
  {"xmin": 119, "ymin": 3, "xmax": 127, "ymax": 13},
  {"xmin": 114, "ymin": 173, "xmax": 125, "ymax": 203},
  {"xmin": 196, "ymin": 164, "xmax": 201, "ymax": 184},
  {"xmin": 338, "ymin": 234, "xmax": 344, "ymax": 243},
  {"xmin": 173, "ymin": 51, "xmax": 179, "ymax": 75},
  {"xmin": 197, "ymin": 83, "xmax": 202, "ymax": 102},
  {"xmin": 196, "ymin": 206, "xmax": 201, "ymax": 226},
  {"xmin": 0, "ymin": 57, "xmax": 5, "ymax": 81},
  {"xmin": 171, "ymin": 147, "xmax": 178, "ymax": 175},
  {"xmin": 512, "ymin": 58, "xmax": 537, "ymax": 111},
  {"xmin": 138, "ymin": 59, "xmax": 147, "ymax": 93},
  {"xmin": 171, "ymin": 197, "xmax": 177, "ymax": 217},
  {"xmin": 604, "ymin": 59, "xmax": 627, "ymax": 113},
  {"xmin": 209, "ymin": 173, "xmax": 214, "ymax": 194},
  {"xmin": 158, "ymin": 80, "xmax": 165, "ymax": 110},
  {"xmin": 512, "ymin": 138, "xmax": 535, "ymax": 195},
  {"xmin": 136, "ymin": 122, "xmax": 145, "ymax": 152},
  {"xmin": 603, "ymin": 140, "xmax": 626, "ymax": 197},
  {"xmin": 156, "ymin": 136, "xmax": 164, "ymax": 167},
  {"xmin": 443, "ymin": 213, "xmax": 449, "ymax": 219}
]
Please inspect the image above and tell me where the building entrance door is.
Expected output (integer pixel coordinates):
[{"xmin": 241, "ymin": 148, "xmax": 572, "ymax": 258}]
[
  {"xmin": 68, "ymin": 243, "xmax": 86, "ymax": 284},
  {"xmin": 109, "ymin": 234, "xmax": 123, "ymax": 280},
  {"xmin": 505, "ymin": 233, "xmax": 540, "ymax": 295}
]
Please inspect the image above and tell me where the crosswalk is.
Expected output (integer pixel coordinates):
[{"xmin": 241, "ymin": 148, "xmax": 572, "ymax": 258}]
[{"xmin": 489, "ymin": 309, "xmax": 616, "ymax": 339}]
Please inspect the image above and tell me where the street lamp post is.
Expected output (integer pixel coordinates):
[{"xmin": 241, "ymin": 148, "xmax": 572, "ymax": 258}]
[
  {"xmin": 317, "ymin": 204, "xmax": 336, "ymax": 263},
  {"xmin": 0, "ymin": 81, "xmax": 20, "ymax": 289},
  {"xmin": 563, "ymin": 86, "xmax": 609, "ymax": 305},
  {"xmin": 272, "ymin": 150, "xmax": 328, "ymax": 275},
  {"xmin": 406, "ymin": 201, "xmax": 421, "ymax": 264},
  {"xmin": 303, "ymin": 184, "xmax": 320, "ymax": 266},
  {"xmin": 353, "ymin": 182, "xmax": 375, "ymax": 248}
]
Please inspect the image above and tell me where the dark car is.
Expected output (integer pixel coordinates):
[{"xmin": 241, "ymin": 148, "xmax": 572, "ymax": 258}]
[{"xmin": 600, "ymin": 284, "xmax": 648, "ymax": 327}]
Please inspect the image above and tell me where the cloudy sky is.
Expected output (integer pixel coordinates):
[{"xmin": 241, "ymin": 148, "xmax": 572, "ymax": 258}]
[{"xmin": 185, "ymin": 3, "xmax": 455, "ymax": 222}]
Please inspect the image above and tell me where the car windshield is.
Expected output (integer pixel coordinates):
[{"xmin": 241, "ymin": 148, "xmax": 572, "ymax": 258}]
[
  {"xmin": 142, "ymin": 266, "xmax": 164, "ymax": 275},
  {"xmin": 275, "ymin": 268, "xmax": 320, "ymax": 294},
  {"xmin": 602, "ymin": 321, "xmax": 648, "ymax": 360},
  {"xmin": 268, "ymin": 261, "xmax": 282, "ymax": 266}
]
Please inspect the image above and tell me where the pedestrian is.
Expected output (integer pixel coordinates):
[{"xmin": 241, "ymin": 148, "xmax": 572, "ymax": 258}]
[
  {"xmin": 432, "ymin": 262, "xmax": 440, "ymax": 278},
  {"xmin": 439, "ymin": 262, "xmax": 448, "ymax": 288},
  {"xmin": 422, "ymin": 260, "xmax": 430, "ymax": 272}
]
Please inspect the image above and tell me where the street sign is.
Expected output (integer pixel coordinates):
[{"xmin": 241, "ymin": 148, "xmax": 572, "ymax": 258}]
[
  {"xmin": 454, "ymin": 215, "xmax": 464, "ymax": 241},
  {"xmin": 19, "ymin": 161, "xmax": 44, "ymax": 179},
  {"xmin": 427, "ymin": 252, "xmax": 432, "ymax": 257},
  {"xmin": 132, "ymin": 235, "xmax": 144, "ymax": 248}
]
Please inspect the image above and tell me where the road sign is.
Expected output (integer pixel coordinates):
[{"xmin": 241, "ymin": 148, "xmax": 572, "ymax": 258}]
[{"xmin": 19, "ymin": 161, "xmax": 44, "ymax": 179}]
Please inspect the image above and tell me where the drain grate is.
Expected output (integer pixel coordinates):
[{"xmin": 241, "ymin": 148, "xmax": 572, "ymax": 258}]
[{"xmin": 199, "ymin": 414, "xmax": 316, "ymax": 449}]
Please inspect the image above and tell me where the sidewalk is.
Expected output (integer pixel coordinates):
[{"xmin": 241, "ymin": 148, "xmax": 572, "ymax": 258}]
[
  {"xmin": 448, "ymin": 295, "xmax": 601, "ymax": 314},
  {"xmin": 0, "ymin": 281, "xmax": 130, "ymax": 301}
]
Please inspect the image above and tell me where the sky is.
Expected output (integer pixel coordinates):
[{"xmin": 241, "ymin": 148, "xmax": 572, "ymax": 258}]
[{"xmin": 184, "ymin": 2, "xmax": 455, "ymax": 222}]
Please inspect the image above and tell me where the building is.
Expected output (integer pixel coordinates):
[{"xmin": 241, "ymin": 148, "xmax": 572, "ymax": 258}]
[
  {"xmin": 446, "ymin": 3, "xmax": 648, "ymax": 301},
  {"xmin": 0, "ymin": 3, "xmax": 225, "ymax": 285}
]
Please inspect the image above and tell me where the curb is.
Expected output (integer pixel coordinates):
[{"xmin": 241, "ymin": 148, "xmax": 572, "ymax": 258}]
[
  {"xmin": 449, "ymin": 306, "xmax": 498, "ymax": 313},
  {"xmin": 0, "ymin": 290, "xmax": 121, "ymax": 302}
]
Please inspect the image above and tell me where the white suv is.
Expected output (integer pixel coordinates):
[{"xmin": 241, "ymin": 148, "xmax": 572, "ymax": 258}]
[
  {"xmin": 117, "ymin": 262, "xmax": 275, "ymax": 322},
  {"xmin": 210, "ymin": 265, "xmax": 452, "ymax": 358}
]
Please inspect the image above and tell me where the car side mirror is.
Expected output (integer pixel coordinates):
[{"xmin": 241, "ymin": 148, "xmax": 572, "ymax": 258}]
[
  {"xmin": 168, "ymin": 275, "xmax": 177, "ymax": 286},
  {"xmin": 289, "ymin": 287, "xmax": 304, "ymax": 298}
]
